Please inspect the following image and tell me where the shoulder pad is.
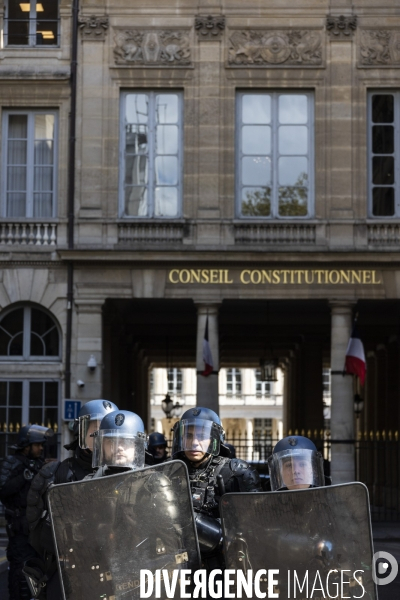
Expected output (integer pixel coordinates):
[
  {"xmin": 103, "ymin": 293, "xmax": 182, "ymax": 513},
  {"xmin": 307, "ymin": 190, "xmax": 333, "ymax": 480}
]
[
  {"xmin": 0, "ymin": 455, "xmax": 23, "ymax": 486},
  {"xmin": 26, "ymin": 461, "xmax": 60, "ymax": 528},
  {"xmin": 229, "ymin": 459, "xmax": 262, "ymax": 492}
]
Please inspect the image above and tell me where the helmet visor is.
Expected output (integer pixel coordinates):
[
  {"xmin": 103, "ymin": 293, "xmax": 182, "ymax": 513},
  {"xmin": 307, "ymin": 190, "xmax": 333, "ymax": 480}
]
[
  {"xmin": 268, "ymin": 448, "xmax": 324, "ymax": 491},
  {"xmin": 78, "ymin": 414, "xmax": 103, "ymax": 450},
  {"xmin": 92, "ymin": 430, "xmax": 146, "ymax": 470},
  {"xmin": 27, "ymin": 424, "xmax": 54, "ymax": 444},
  {"xmin": 172, "ymin": 418, "xmax": 220, "ymax": 457}
]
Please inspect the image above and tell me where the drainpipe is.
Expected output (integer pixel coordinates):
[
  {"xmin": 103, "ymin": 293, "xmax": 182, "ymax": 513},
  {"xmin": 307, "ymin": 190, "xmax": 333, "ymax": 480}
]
[{"xmin": 65, "ymin": 0, "xmax": 79, "ymax": 399}]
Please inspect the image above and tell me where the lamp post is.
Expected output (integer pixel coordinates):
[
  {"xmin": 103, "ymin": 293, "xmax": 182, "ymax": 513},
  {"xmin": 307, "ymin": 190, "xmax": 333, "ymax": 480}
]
[
  {"xmin": 259, "ymin": 357, "xmax": 279, "ymax": 382},
  {"xmin": 161, "ymin": 393, "xmax": 182, "ymax": 421}
]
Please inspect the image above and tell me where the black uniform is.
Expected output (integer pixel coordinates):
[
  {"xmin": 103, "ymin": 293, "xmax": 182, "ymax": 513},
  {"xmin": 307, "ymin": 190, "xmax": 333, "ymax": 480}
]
[
  {"xmin": 182, "ymin": 454, "xmax": 262, "ymax": 570},
  {"xmin": 26, "ymin": 445, "xmax": 93, "ymax": 599},
  {"xmin": 0, "ymin": 452, "xmax": 44, "ymax": 600}
]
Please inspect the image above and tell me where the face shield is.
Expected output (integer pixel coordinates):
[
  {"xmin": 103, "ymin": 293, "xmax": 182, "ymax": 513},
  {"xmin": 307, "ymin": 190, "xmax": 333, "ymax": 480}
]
[
  {"xmin": 92, "ymin": 430, "xmax": 146, "ymax": 470},
  {"xmin": 78, "ymin": 414, "xmax": 104, "ymax": 450},
  {"xmin": 172, "ymin": 418, "xmax": 221, "ymax": 457},
  {"xmin": 268, "ymin": 448, "xmax": 324, "ymax": 491}
]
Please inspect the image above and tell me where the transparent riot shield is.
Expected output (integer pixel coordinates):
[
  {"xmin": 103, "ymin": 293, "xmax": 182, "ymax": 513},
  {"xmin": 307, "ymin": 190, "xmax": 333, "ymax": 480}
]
[
  {"xmin": 220, "ymin": 482, "xmax": 377, "ymax": 600},
  {"xmin": 48, "ymin": 460, "xmax": 200, "ymax": 600}
]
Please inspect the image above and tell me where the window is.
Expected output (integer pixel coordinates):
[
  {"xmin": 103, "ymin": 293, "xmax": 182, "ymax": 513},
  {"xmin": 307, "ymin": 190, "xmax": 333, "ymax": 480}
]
[
  {"xmin": 5, "ymin": 1, "xmax": 59, "ymax": 47},
  {"xmin": 254, "ymin": 418, "xmax": 273, "ymax": 437},
  {"xmin": 255, "ymin": 369, "xmax": 272, "ymax": 396},
  {"xmin": 226, "ymin": 368, "xmax": 242, "ymax": 395},
  {"xmin": 0, "ymin": 379, "xmax": 59, "ymax": 459},
  {"xmin": 168, "ymin": 368, "xmax": 182, "ymax": 395},
  {"xmin": 237, "ymin": 91, "xmax": 314, "ymax": 218},
  {"xmin": 2, "ymin": 111, "xmax": 57, "ymax": 218},
  {"xmin": 120, "ymin": 91, "xmax": 183, "ymax": 218},
  {"xmin": 368, "ymin": 92, "xmax": 400, "ymax": 217},
  {"xmin": 0, "ymin": 306, "xmax": 60, "ymax": 360}
]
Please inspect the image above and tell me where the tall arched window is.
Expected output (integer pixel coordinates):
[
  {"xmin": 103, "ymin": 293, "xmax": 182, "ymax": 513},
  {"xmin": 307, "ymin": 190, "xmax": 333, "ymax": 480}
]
[{"xmin": 0, "ymin": 305, "xmax": 61, "ymax": 459}]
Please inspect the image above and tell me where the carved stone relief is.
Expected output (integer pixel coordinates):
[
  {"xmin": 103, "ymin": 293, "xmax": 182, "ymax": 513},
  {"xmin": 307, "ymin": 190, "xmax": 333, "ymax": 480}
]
[
  {"xmin": 113, "ymin": 30, "xmax": 191, "ymax": 66},
  {"xmin": 326, "ymin": 15, "xmax": 357, "ymax": 39},
  {"xmin": 79, "ymin": 15, "xmax": 109, "ymax": 41},
  {"xmin": 228, "ymin": 30, "xmax": 322, "ymax": 66},
  {"xmin": 360, "ymin": 30, "xmax": 400, "ymax": 66},
  {"xmin": 195, "ymin": 15, "xmax": 225, "ymax": 40}
]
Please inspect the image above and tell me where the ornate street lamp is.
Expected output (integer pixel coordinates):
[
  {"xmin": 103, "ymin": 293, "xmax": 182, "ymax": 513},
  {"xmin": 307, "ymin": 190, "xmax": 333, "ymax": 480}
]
[
  {"xmin": 259, "ymin": 356, "xmax": 279, "ymax": 382},
  {"xmin": 354, "ymin": 394, "xmax": 364, "ymax": 418},
  {"xmin": 161, "ymin": 393, "xmax": 182, "ymax": 420}
]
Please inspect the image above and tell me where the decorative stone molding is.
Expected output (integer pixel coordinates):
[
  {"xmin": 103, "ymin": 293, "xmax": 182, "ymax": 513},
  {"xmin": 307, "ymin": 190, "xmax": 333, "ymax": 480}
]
[
  {"xmin": 368, "ymin": 224, "xmax": 400, "ymax": 245},
  {"xmin": 326, "ymin": 15, "xmax": 357, "ymax": 39},
  {"xmin": 234, "ymin": 223, "xmax": 316, "ymax": 245},
  {"xmin": 228, "ymin": 30, "xmax": 322, "ymax": 66},
  {"xmin": 78, "ymin": 15, "xmax": 109, "ymax": 41},
  {"xmin": 360, "ymin": 30, "xmax": 400, "ymax": 66},
  {"xmin": 113, "ymin": 30, "xmax": 191, "ymax": 66},
  {"xmin": 195, "ymin": 15, "xmax": 225, "ymax": 40}
]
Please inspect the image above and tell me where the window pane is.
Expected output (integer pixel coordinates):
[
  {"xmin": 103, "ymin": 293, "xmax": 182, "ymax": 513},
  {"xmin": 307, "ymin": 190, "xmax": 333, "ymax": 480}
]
[
  {"xmin": 44, "ymin": 407, "xmax": 57, "ymax": 427},
  {"xmin": 125, "ymin": 155, "xmax": 148, "ymax": 186},
  {"xmin": 0, "ymin": 309, "xmax": 24, "ymax": 356},
  {"xmin": 279, "ymin": 126, "xmax": 308, "ymax": 155},
  {"xmin": 34, "ymin": 167, "xmax": 53, "ymax": 190},
  {"xmin": 126, "ymin": 125, "xmax": 147, "ymax": 154},
  {"xmin": 278, "ymin": 157, "xmax": 308, "ymax": 186},
  {"xmin": 279, "ymin": 187, "xmax": 308, "ymax": 216},
  {"xmin": 156, "ymin": 125, "xmax": 178, "ymax": 154},
  {"xmin": 372, "ymin": 95, "xmax": 394, "ymax": 123},
  {"xmin": 372, "ymin": 126, "xmax": 394, "ymax": 154},
  {"xmin": 8, "ymin": 115, "xmax": 28, "ymax": 138},
  {"xmin": 9, "ymin": 381, "xmax": 23, "ymax": 405},
  {"xmin": 36, "ymin": 21, "xmax": 58, "ymax": 46},
  {"xmin": 7, "ymin": 193, "xmax": 26, "ymax": 217},
  {"xmin": 7, "ymin": 166, "xmax": 27, "ymax": 191},
  {"xmin": 9, "ymin": 407, "xmax": 22, "ymax": 428},
  {"xmin": 242, "ymin": 126, "xmax": 271, "ymax": 155},
  {"xmin": 241, "ymin": 187, "xmax": 271, "ymax": 216},
  {"xmin": 9, "ymin": 332, "xmax": 23, "ymax": 356},
  {"xmin": 30, "ymin": 407, "xmax": 42, "ymax": 425},
  {"xmin": 125, "ymin": 187, "xmax": 148, "ymax": 216},
  {"xmin": 279, "ymin": 95, "xmax": 308, "ymax": 124},
  {"xmin": 45, "ymin": 381, "xmax": 58, "ymax": 406},
  {"xmin": 0, "ymin": 382, "xmax": 7, "ymax": 405},
  {"xmin": 31, "ymin": 309, "xmax": 59, "ymax": 356},
  {"xmin": 156, "ymin": 95, "xmax": 178, "ymax": 124},
  {"xmin": 8, "ymin": 140, "xmax": 27, "ymax": 164},
  {"xmin": 33, "ymin": 193, "xmax": 53, "ymax": 217},
  {"xmin": 373, "ymin": 156, "xmax": 394, "ymax": 185},
  {"xmin": 126, "ymin": 94, "xmax": 149, "ymax": 124},
  {"xmin": 35, "ymin": 114, "xmax": 54, "ymax": 140},
  {"xmin": 30, "ymin": 381, "xmax": 43, "ymax": 406},
  {"xmin": 155, "ymin": 187, "xmax": 178, "ymax": 217},
  {"xmin": 7, "ymin": 21, "xmax": 29, "ymax": 46},
  {"xmin": 35, "ymin": 140, "xmax": 54, "ymax": 165},
  {"xmin": 42, "ymin": 0, "xmax": 59, "ymax": 19},
  {"xmin": 242, "ymin": 156, "xmax": 271, "ymax": 186},
  {"xmin": 242, "ymin": 95, "xmax": 271, "ymax": 124},
  {"xmin": 155, "ymin": 156, "xmax": 178, "ymax": 185},
  {"xmin": 372, "ymin": 188, "xmax": 394, "ymax": 216}
]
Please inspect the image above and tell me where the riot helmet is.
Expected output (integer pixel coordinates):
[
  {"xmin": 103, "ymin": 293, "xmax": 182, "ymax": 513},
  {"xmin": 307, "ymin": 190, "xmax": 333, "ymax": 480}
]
[
  {"xmin": 148, "ymin": 432, "xmax": 167, "ymax": 449},
  {"xmin": 268, "ymin": 435, "xmax": 325, "ymax": 491},
  {"xmin": 92, "ymin": 410, "xmax": 146, "ymax": 470},
  {"xmin": 11, "ymin": 424, "xmax": 54, "ymax": 450},
  {"xmin": 78, "ymin": 399, "xmax": 118, "ymax": 450},
  {"xmin": 172, "ymin": 406, "xmax": 226, "ymax": 459}
]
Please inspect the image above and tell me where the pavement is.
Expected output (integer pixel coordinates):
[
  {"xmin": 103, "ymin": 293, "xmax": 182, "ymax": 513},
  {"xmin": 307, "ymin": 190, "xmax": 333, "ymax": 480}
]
[{"xmin": 0, "ymin": 524, "xmax": 399, "ymax": 600}]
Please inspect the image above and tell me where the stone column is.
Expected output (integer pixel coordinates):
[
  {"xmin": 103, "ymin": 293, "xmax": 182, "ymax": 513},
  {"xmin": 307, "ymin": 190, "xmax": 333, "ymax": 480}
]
[
  {"xmin": 330, "ymin": 302, "xmax": 355, "ymax": 483},
  {"xmin": 196, "ymin": 304, "xmax": 219, "ymax": 414}
]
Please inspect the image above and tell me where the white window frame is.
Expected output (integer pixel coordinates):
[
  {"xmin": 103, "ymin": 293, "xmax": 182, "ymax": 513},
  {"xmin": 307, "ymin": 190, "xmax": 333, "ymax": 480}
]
[
  {"xmin": 255, "ymin": 369, "xmax": 272, "ymax": 396},
  {"xmin": 119, "ymin": 90, "xmax": 184, "ymax": 219},
  {"xmin": 4, "ymin": 0, "xmax": 60, "ymax": 48},
  {"xmin": 367, "ymin": 91, "xmax": 400, "ymax": 218},
  {"xmin": 167, "ymin": 368, "xmax": 182, "ymax": 396},
  {"xmin": 0, "ymin": 305, "xmax": 61, "ymax": 362},
  {"xmin": 1, "ymin": 109, "xmax": 58, "ymax": 218},
  {"xmin": 226, "ymin": 368, "xmax": 242, "ymax": 396},
  {"xmin": 236, "ymin": 90, "xmax": 314, "ymax": 219}
]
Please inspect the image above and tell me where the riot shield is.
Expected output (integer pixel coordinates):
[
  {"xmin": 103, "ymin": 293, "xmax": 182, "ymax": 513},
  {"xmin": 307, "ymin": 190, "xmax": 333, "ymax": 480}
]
[
  {"xmin": 220, "ymin": 483, "xmax": 377, "ymax": 600},
  {"xmin": 48, "ymin": 460, "xmax": 200, "ymax": 600}
]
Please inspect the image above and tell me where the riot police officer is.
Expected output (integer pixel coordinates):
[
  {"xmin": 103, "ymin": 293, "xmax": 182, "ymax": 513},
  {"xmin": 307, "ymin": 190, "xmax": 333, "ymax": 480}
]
[
  {"xmin": 267, "ymin": 435, "xmax": 325, "ymax": 491},
  {"xmin": 148, "ymin": 431, "xmax": 169, "ymax": 464},
  {"xmin": 0, "ymin": 424, "xmax": 53, "ymax": 600},
  {"xmin": 171, "ymin": 406, "xmax": 262, "ymax": 570},
  {"xmin": 25, "ymin": 399, "xmax": 118, "ymax": 599}
]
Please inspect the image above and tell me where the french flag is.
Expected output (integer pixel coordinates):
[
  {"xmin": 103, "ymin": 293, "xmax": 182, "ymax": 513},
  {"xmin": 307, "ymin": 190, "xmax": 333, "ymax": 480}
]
[
  {"xmin": 345, "ymin": 320, "xmax": 366, "ymax": 385},
  {"xmin": 202, "ymin": 317, "xmax": 214, "ymax": 377}
]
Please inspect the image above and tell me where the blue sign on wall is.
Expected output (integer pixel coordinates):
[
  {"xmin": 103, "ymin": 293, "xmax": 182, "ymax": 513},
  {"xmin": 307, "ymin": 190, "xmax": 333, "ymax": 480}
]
[{"xmin": 64, "ymin": 400, "xmax": 81, "ymax": 421}]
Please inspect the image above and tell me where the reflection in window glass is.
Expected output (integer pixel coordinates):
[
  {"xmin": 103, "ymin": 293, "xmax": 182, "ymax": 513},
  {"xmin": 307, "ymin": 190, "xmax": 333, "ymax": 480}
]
[
  {"xmin": 238, "ymin": 92, "xmax": 312, "ymax": 218},
  {"xmin": 122, "ymin": 92, "xmax": 182, "ymax": 218}
]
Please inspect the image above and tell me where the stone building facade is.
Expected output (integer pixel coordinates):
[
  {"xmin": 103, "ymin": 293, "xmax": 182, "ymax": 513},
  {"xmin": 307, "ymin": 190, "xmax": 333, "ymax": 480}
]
[{"xmin": 0, "ymin": 1, "xmax": 399, "ymax": 483}]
